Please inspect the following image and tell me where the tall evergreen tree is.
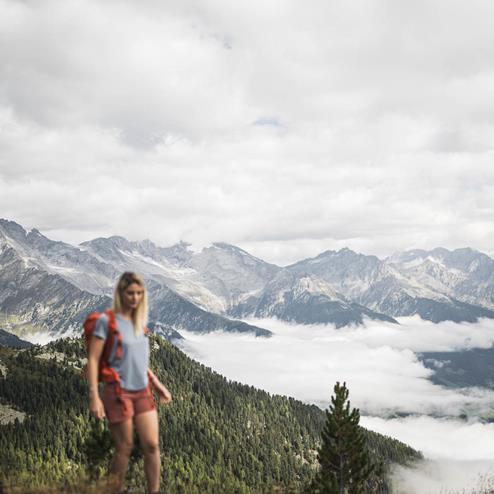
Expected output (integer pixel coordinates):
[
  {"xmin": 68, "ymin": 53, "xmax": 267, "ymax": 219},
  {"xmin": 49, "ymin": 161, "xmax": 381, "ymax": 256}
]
[
  {"xmin": 309, "ymin": 381, "xmax": 378, "ymax": 494},
  {"xmin": 83, "ymin": 418, "xmax": 113, "ymax": 481},
  {"xmin": 0, "ymin": 338, "xmax": 417, "ymax": 492}
]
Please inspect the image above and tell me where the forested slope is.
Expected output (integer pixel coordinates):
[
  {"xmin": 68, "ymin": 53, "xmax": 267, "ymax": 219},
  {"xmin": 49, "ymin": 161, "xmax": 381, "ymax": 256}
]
[{"xmin": 0, "ymin": 335, "xmax": 421, "ymax": 493}]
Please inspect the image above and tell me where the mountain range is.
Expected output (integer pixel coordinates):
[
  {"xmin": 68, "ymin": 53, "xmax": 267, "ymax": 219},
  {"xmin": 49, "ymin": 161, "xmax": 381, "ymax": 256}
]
[{"xmin": 1, "ymin": 217, "xmax": 494, "ymax": 340}]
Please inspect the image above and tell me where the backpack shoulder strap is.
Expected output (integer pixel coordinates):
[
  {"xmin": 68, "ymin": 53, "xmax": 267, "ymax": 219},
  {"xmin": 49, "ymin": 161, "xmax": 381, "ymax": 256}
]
[
  {"xmin": 106, "ymin": 309, "xmax": 117, "ymax": 331},
  {"xmin": 106, "ymin": 309, "xmax": 125, "ymax": 360},
  {"xmin": 83, "ymin": 312, "xmax": 101, "ymax": 349},
  {"xmin": 101, "ymin": 309, "xmax": 119, "ymax": 363}
]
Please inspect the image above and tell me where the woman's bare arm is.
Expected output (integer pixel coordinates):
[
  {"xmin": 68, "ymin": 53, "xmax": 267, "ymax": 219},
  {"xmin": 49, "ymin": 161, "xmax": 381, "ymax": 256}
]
[
  {"xmin": 148, "ymin": 368, "xmax": 172, "ymax": 404},
  {"xmin": 87, "ymin": 335, "xmax": 106, "ymax": 418}
]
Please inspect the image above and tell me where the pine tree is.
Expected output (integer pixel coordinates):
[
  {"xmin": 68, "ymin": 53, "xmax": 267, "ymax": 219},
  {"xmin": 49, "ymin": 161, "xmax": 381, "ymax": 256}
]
[
  {"xmin": 83, "ymin": 418, "xmax": 113, "ymax": 481},
  {"xmin": 309, "ymin": 381, "xmax": 377, "ymax": 494}
]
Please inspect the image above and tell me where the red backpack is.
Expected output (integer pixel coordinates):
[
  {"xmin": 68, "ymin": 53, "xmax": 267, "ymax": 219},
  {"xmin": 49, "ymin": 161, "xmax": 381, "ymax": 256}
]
[{"xmin": 83, "ymin": 308, "xmax": 153, "ymax": 412}]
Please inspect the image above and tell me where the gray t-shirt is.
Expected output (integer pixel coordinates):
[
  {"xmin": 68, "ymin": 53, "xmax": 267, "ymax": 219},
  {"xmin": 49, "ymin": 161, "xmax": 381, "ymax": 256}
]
[{"xmin": 93, "ymin": 312, "xmax": 149, "ymax": 391}]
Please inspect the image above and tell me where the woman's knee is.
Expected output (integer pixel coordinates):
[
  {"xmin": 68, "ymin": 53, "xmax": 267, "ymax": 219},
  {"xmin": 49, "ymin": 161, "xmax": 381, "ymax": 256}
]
[
  {"xmin": 115, "ymin": 438, "xmax": 134, "ymax": 456},
  {"xmin": 142, "ymin": 439, "xmax": 160, "ymax": 456},
  {"xmin": 109, "ymin": 418, "xmax": 134, "ymax": 457}
]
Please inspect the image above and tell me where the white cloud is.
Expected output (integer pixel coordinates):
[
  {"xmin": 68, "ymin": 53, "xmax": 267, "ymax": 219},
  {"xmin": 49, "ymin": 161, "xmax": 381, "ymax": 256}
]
[
  {"xmin": 1, "ymin": 1, "xmax": 494, "ymax": 263},
  {"xmin": 353, "ymin": 315, "xmax": 494, "ymax": 353},
  {"xmin": 364, "ymin": 416, "xmax": 494, "ymax": 493},
  {"xmin": 175, "ymin": 316, "xmax": 494, "ymax": 491},
  {"xmin": 389, "ymin": 460, "xmax": 494, "ymax": 494},
  {"xmin": 362, "ymin": 416, "xmax": 494, "ymax": 461},
  {"xmin": 176, "ymin": 316, "xmax": 494, "ymax": 416}
]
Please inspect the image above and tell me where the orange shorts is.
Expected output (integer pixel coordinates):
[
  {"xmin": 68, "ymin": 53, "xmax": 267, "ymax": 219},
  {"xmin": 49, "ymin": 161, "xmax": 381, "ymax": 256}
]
[{"xmin": 102, "ymin": 382, "xmax": 156, "ymax": 424}]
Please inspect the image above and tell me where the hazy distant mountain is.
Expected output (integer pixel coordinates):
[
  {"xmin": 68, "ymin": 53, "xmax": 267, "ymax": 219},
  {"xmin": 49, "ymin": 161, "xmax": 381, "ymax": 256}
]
[
  {"xmin": 0, "ymin": 227, "xmax": 110, "ymax": 337},
  {"xmin": 0, "ymin": 328, "xmax": 33, "ymax": 348},
  {"xmin": 146, "ymin": 321, "xmax": 184, "ymax": 343},
  {"xmin": 186, "ymin": 242, "xmax": 281, "ymax": 310},
  {"xmin": 146, "ymin": 279, "xmax": 271, "ymax": 337},
  {"xmin": 81, "ymin": 236, "xmax": 280, "ymax": 313},
  {"xmin": 0, "ymin": 220, "xmax": 272, "ymax": 339},
  {"xmin": 0, "ymin": 219, "xmax": 117, "ymax": 294},
  {"xmin": 387, "ymin": 248, "xmax": 494, "ymax": 310},
  {"xmin": 418, "ymin": 347, "xmax": 494, "ymax": 389},
  {"xmin": 80, "ymin": 235, "xmax": 227, "ymax": 312},
  {"xmin": 2, "ymin": 217, "xmax": 494, "ymax": 336},
  {"xmin": 228, "ymin": 269, "xmax": 397, "ymax": 327},
  {"xmin": 79, "ymin": 236, "xmax": 395, "ymax": 327},
  {"xmin": 286, "ymin": 247, "xmax": 494, "ymax": 324}
]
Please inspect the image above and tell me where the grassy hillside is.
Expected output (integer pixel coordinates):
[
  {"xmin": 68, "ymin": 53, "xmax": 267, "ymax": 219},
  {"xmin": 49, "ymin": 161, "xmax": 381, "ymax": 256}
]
[{"xmin": 0, "ymin": 334, "xmax": 421, "ymax": 493}]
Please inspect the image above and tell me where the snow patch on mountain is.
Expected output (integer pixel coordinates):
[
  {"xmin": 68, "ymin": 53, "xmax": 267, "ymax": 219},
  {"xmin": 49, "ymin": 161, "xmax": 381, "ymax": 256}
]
[{"xmin": 293, "ymin": 275, "xmax": 343, "ymax": 300}]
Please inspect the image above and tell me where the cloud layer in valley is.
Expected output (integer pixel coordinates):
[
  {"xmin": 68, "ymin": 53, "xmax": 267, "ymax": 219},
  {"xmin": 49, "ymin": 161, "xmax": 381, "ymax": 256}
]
[
  {"xmin": 390, "ymin": 459, "xmax": 494, "ymax": 494},
  {"xmin": 174, "ymin": 316, "xmax": 494, "ymax": 491},
  {"xmin": 1, "ymin": 0, "xmax": 494, "ymax": 264},
  {"xmin": 177, "ymin": 316, "xmax": 494, "ymax": 416}
]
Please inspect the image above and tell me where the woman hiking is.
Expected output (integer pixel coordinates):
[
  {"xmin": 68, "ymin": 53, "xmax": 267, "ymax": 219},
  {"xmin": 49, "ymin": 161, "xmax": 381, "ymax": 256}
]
[{"xmin": 87, "ymin": 271, "xmax": 172, "ymax": 494}]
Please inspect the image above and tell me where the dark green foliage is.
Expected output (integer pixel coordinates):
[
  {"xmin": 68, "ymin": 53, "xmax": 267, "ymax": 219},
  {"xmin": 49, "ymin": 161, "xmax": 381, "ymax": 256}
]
[
  {"xmin": 307, "ymin": 382, "xmax": 388, "ymax": 494},
  {"xmin": 0, "ymin": 339, "xmax": 421, "ymax": 493},
  {"xmin": 82, "ymin": 419, "xmax": 113, "ymax": 481}
]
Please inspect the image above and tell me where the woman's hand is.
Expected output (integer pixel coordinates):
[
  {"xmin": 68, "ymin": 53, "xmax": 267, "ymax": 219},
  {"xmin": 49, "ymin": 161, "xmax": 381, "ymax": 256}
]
[
  {"xmin": 89, "ymin": 394, "xmax": 106, "ymax": 419},
  {"xmin": 152, "ymin": 379, "xmax": 172, "ymax": 404}
]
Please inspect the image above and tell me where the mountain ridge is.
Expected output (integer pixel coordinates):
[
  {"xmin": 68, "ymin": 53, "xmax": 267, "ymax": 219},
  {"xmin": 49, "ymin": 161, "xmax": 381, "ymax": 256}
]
[{"xmin": 2, "ymin": 218, "xmax": 494, "ymax": 337}]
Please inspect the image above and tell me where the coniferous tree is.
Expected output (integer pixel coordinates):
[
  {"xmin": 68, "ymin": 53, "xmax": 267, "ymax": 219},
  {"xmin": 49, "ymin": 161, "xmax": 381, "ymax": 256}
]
[
  {"xmin": 0, "ymin": 338, "xmax": 417, "ymax": 492},
  {"xmin": 83, "ymin": 418, "xmax": 113, "ymax": 481},
  {"xmin": 309, "ymin": 381, "xmax": 378, "ymax": 494}
]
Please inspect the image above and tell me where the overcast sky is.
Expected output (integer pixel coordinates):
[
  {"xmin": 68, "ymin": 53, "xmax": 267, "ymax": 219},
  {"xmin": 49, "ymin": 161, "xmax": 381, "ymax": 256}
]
[{"xmin": 1, "ymin": 0, "xmax": 494, "ymax": 266}]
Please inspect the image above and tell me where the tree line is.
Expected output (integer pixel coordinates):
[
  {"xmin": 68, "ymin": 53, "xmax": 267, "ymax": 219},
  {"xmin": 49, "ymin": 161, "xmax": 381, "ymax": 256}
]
[{"xmin": 0, "ymin": 336, "xmax": 421, "ymax": 493}]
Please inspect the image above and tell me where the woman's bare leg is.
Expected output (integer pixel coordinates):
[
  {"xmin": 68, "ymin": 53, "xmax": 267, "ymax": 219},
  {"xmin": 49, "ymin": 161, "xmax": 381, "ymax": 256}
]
[
  {"xmin": 134, "ymin": 409, "xmax": 160, "ymax": 493},
  {"xmin": 108, "ymin": 418, "xmax": 134, "ymax": 492}
]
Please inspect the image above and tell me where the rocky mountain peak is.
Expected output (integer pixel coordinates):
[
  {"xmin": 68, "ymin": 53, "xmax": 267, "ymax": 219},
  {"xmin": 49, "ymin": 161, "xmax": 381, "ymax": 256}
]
[{"xmin": 0, "ymin": 218, "xmax": 28, "ymax": 243}]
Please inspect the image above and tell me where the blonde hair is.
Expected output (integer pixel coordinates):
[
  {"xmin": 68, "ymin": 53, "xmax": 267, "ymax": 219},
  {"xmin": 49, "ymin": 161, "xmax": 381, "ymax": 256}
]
[{"xmin": 112, "ymin": 272, "xmax": 148, "ymax": 336}]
